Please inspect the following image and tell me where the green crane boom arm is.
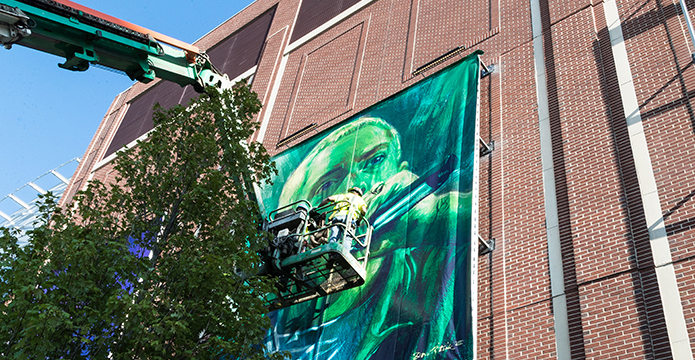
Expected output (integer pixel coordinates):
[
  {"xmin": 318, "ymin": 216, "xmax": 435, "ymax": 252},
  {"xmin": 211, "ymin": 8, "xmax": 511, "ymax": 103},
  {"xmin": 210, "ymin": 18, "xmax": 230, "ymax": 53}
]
[{"xmin": 0, "ymin": 0, "xmax": 231, "ymax": 91}]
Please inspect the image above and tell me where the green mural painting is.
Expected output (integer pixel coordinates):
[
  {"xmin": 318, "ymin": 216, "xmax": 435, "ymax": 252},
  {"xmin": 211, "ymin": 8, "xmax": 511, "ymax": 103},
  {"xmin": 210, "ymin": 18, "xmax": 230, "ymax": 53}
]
[{"xmin": 258, "ymin": 51, "xmax": 482, "ymax": 360}]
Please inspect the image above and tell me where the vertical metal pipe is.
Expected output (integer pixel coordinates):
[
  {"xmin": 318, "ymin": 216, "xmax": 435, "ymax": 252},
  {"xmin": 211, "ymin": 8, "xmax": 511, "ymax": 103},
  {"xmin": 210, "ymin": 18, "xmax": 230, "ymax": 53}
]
[{"xmin": 679, "ymin": 0, "xmax": 695, "ymax": 61}]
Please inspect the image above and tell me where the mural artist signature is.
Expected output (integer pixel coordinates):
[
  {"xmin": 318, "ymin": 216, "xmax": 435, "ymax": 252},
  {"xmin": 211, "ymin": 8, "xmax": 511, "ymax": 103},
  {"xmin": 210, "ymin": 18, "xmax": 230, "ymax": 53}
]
[{"xmin": 412, "ymin": 339, "xmax": 466, "ymax": 359}]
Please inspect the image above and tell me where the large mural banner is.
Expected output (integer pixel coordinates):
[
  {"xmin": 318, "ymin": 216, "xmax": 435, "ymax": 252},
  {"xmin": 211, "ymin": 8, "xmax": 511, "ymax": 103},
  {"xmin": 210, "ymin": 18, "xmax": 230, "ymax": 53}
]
[{"xmin": 258, "ymin": 51, "xmax": 482, "ymax": 360}]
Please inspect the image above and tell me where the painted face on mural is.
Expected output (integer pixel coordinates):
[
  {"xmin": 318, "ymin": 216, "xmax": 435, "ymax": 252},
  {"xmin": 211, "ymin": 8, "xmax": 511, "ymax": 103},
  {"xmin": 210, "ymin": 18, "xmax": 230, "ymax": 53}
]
[{"xmin": 280, "ymin": 117, "xmax": 407, "ymax": 208}]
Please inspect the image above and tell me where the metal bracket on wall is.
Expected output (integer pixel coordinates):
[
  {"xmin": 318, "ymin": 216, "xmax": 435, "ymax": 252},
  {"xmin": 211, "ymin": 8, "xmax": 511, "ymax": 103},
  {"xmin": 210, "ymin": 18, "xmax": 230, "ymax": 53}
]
[
  {"xmin": 478, "ymin": 235, "xmax": 495, "ymax": 255},
  {"xmin": 479, "ymin": 137, "xmax": 494, "ymax": 157},
  {"xmin": 481, "ymin": 62, "xmax": 495, "ymax": 77}
]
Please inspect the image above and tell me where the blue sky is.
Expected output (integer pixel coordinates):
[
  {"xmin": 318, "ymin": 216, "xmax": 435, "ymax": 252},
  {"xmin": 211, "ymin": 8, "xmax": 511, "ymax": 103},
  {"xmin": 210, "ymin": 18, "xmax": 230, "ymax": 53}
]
[{"xmin": 0, "ymin": 0, "xmax": 253, "ymax": 201}]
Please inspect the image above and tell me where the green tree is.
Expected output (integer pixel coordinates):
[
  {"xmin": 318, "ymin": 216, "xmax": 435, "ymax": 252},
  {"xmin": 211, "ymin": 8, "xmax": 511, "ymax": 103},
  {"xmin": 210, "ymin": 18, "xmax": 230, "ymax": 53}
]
[{"xmin": 0, "ymin": 82, "xmax": 283, "ymax": 359}]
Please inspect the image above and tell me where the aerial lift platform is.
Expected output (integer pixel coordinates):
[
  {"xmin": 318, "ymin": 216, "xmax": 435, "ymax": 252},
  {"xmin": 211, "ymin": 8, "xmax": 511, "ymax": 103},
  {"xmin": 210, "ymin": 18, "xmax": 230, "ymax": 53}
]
[{"xmin": 259, "ymin": 200, "xmax": 373, "ymax": 311}]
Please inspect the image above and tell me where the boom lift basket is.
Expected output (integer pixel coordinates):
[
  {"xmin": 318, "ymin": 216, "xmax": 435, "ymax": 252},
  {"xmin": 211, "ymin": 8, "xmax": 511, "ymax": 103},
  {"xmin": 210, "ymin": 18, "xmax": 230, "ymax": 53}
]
[{"xmin": 259, "ymin": 200, "xmax": 372, "ymax": 311}]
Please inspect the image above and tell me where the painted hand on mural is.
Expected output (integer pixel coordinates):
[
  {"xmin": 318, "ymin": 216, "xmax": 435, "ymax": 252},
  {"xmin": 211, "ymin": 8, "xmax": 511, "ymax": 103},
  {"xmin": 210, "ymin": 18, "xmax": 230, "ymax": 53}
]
[{"xmin": 349, "ymin": 172, "xmax": 471, "ymax": 360}]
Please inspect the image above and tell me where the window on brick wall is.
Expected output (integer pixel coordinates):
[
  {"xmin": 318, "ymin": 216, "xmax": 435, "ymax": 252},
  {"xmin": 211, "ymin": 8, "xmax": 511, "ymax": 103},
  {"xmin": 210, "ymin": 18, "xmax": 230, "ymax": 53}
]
[
  {"xmin": 178, "ymin": 6, "xmax": 276, "ymax": 106},
  {"xmin": 103, "ymin": 81, "xmax": 184, "ymax": 158},
  {"xmin": 290, "ymin": 0, "xmax": 361, "ymax": 43},
  {"xmin": 103, "ymin": 6, "xmax": 276, "ymax": 159}
]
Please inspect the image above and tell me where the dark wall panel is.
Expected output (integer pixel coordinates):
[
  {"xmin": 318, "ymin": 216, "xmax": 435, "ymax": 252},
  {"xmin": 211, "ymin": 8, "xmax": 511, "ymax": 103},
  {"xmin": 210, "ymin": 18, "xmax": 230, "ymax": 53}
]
[
  {"xmin": 208, "ymin": 6, "xmax": 277, "ymax": 80},
  {"xmin": 290, "ymin": 0, "xmax": 360, "ymax": 43},
  {"xmin": 180, "ymin": 7, "xmax": 276, "ymax": 105},
  {"xmin": 103, "ymin": 81, "xmax": 184, "ymax": 157},
  {"xmin": 104, "ymin": 6, "xmax": 276, "ymax": 159}
]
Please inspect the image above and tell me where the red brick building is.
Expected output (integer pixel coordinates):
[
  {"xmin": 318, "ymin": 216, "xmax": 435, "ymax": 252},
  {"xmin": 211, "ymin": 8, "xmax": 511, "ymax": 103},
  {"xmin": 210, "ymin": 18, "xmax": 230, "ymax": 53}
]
[{"xmin": 61, "ymin": 0, "xmax": 695, "ymax": 358}]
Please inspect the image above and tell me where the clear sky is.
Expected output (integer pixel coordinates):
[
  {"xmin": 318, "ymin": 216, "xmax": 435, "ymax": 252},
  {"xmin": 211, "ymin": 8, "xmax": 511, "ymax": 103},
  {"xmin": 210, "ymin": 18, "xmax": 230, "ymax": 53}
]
[{"xmin": 0, "ymin": 0, "xmax": 254, "ymax": 202}]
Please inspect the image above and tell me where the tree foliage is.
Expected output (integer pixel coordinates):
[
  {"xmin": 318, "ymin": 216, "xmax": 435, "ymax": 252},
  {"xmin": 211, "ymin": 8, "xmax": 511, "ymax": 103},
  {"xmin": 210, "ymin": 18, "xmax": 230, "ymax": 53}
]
[{"xmin": 0, "ymin": 82, "xmax": 284, "ymax": 359}]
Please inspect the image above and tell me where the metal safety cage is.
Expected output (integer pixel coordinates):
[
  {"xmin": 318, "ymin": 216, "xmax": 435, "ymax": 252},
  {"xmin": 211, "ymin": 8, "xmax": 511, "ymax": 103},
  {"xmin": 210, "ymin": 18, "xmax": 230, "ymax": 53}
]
[{"xmin": 259, "ymin": 200, "xmax": 373, "ymax": 311}]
